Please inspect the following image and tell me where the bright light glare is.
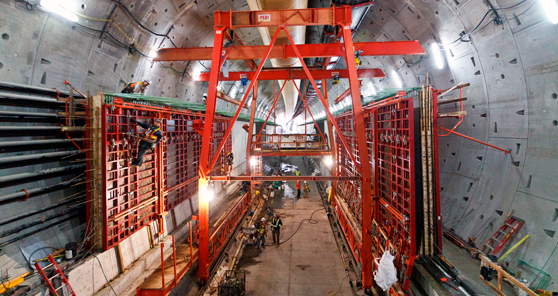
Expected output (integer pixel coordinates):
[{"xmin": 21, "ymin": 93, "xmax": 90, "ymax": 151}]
[
  {"xmin": 323, "ymin": 156, "xmax": 334, "ymax": 167},
  {"xmin": 391, "ymin": 70, "xmax": 403, "ymax": 88},
  {"xmin": 276, "ymin": 113, "xmax": 288, "ymax": 126},
  {"xmin": 432, "ymin": 43, "xmax": 444, "ymax": 70},
  {"xmin": 250, "ymin": 157, "xmax": 258, "ymax": 166},
  {"xmin": 41, "ymin": 0, "xmax": 78, "ymax": 22},
  {"xmin": 542, "ymin": 0, "xmax": 558, "ymax": 24},
  {"xmin": 148, "ymin": 50, "xmax": 158, "ymax": 59},
  {"xmin": 193, "ymin": 69, "xmax": 201, "ymax": 81}
]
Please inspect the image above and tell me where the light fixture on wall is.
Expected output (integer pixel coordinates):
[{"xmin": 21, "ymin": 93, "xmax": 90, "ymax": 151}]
[
  {"xmin": 250, "ymin": 156, "xmax": 258, "ymax": 166},
  {"xmin": 432, "ymin": 43, "xmax": 444, "ymax": 70},
  {"xmin": 391, "ymin": 70, "xmax": 403, "ymax": 88},
  {"xmin": 40, "ymin": 0, "xmax": 78, "ymax": 22},
  {"xmin": 148, "ymin": 50, "xmax": 158, "ymax": 59},
  {"xmin": 541, "ymin": 0, "xmax": 558, "ymax": 24},
  {"xmin": 323, "ymin": 156, "xmax": 333, "ymax": 167}
]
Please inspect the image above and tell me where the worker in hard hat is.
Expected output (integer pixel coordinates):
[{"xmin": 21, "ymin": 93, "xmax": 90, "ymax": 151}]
[
  {"xmin": 296, "ymin": 180, "xmax": 301, "ymax": 199},
  {"xmin": 121, "ymin": 79, "xmax": 151, "ymax": 94},
  {"xmin": 271, "ymin": 213, "xmax": 282, "ymax": 245},
  {"xmin": 226, "ymin": 152, "xmax": 234, "ymax": 174},
  {"xmin": 257, "ymin": 218, "xmax": 267, "ymax": 250},
  {"xmin": 130, "ymin": 118, "xmax": 163, "ymax": 167},
  {"xmin": 304, "ymin": 181, "xmax": 310, "ymax": 198},
  {"xmin": 295, "ymin": 168, "xmax": 300, "ymax": 177}
]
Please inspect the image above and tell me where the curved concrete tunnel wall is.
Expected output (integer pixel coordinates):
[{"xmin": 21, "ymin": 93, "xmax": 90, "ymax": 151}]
[
  {"xmin": 1, "ymin": 0, "xmax": 558, "ymax": 292},
  {"xmin": 0, "ymin": 1, "xmax": 251, "ymax": 294},
  {"xmin": 324, "ymin": 0, "xmax": 558, "ymax": 287}
]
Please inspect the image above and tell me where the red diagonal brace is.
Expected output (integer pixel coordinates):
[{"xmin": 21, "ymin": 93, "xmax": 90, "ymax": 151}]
[
  {"xmin": 207, "ymin": 28, "xmax": 282, "ymax": 172},
  {"xmin": 251, "ymin": 80, "xmax": 288, "ymax": 150},
  {"xmin": 293, "ymin": 80, "xmax": 329, "ymax": 149},
  {"xmin": 282, "ymin": 27, "xmax": 362, "ymax": 173}
]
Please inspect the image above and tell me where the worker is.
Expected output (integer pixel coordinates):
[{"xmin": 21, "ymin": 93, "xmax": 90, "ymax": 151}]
[
  {"xmin": 257, "ymin": 218, "xmax": 267, "ymax": 250},
  {"xmin": 121, "ymin": 79, "xmax": 150, "ymax": 94},
  {"xmin": 271, "ymin": 213, "xmax": 282, "ymax": 245},
  {"xmin": 130, "ymin": 118, "xmax": 163, "ymax": 167},
  {"xmin": 226, "ymin": 152, "xmax": 234, "ymax": 174},
  {"xmin": 295, "ymin": 168, "xmax": 300, "ymax": 176},
  {"xmin": 296, "ymin": 180, "xmax": 301, "ymax": 199},
  {"xmin": 304, "ymin": 181, "xmax": 310, "ymax": 198}
]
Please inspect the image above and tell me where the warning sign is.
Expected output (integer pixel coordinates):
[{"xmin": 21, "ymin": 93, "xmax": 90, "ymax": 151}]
[
  {"xmin": 240, "ymin": 74, "xmax": 248, "ymax": 79},
  {"xmin": 258, "ymin": 14, "xmax": 271, "ymax": 22},
  {"xmin": 331, "ymin": 72, "xmax": 340, "ymax": 77}
]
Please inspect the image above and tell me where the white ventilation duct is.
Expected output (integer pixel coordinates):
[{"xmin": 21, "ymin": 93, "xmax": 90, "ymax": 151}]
[{"xmin": 247, "ymin": 0, "xmax": 308, "ymax": 118}]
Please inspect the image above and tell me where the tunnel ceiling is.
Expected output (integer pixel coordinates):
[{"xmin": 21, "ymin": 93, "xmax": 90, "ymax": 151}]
[{"xmin": 1, "ymin": 0, "xmax": 558, "ymax": 288}]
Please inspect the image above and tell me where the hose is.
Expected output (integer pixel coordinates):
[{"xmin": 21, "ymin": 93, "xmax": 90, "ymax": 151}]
[{"xmin": 277, "ymin": 208, "xmax": 323, "ymax": 245}]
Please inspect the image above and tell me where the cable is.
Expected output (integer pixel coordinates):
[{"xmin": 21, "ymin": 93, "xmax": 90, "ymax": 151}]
[
  {"xmin": 277, "ymin": 208, "xmax": 323, "ymax": 245},
  {"xmin": 15, "ymin": 0, "xmax": 34, "ymax": 10},
  {"xmin": 328, "ymin": 275, "xmax": 349, "ymax": 296},
  {"xmin": 92, "ymin": 253, "xmax": 117, "ymax": 296},
  {"xmin": 440, "ymin": 0, "xmax": 532, "ymax": 48}
]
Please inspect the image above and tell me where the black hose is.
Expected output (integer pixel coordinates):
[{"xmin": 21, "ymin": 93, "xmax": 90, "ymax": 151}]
[{"xmin": 277, "ymin": 208, "xmax": 323, "ymax": 245}]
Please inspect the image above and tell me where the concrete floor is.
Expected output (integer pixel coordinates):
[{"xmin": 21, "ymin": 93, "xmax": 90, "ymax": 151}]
[{"xmin": 237, "ymin": 157, "xmax": 353, "ymax": 296}]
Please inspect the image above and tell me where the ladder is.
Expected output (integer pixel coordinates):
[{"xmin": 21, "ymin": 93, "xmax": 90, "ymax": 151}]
[
  {"xmin": 35, "ymin": 255, "xmax": 76, "ymax": 296},
  {"xmin": 482, "ymin": 216, "xmax": 525, "ymax": 256}
]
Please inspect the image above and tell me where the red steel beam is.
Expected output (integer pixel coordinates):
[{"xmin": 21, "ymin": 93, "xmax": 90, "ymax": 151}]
[
  {"xmin": 334, "ymin": 80, "xmax": 363, "ymax": 104},
  {"xmin": 341, "ymin": 24, "xmax": 374, "ymax": 290},
  {"xmin": 153, "ymin": 41, "xmax": 425, "ymax": 62},
  {"xmin": 217, "ymin": 92, "xmax": 248, "ymax": 109},
  {"xmin": 224, "ymin": 29, "xmax": 257, "ymax": 70},
  {"xmin": 208, "ymin": 176, "xmax": 360, "ymax": 181},
  {"xmin": 198, "ymin": 68, "xmax": 384, "ymax": 82},
  {"xmin": 214, "ymin": 6, "xmax": 352, "ymax": 28},
  {"xmin": 250, "ymin": 151, "xmax": 332, "ymax": 156}
]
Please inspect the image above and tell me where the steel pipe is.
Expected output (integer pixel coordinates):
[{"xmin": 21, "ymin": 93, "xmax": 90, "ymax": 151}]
[
  {"xmin": 0, "ymin": 164, "xmax": 85, "ymax": 184},
  {"xmin": 0, "ymin": 195, "xmax": 85, "ymax": 227},
  {"xmin": 0, "ymin": 214, "xmax": 80, "ymax": 248},
  {"xmin": 0, "ymin": 151, "xmax": 81, "ymax": 164},
  {"xmin": 0, "ymin": 138, "xmax": 84, "ymax": 147},
  {"xmin": 0, "ymin": 126, "xmax": 62, "ymax": 131},
  {"xmin": 0, "ymin": 91, "xmax": 64, "ymax": 104},
  {"xmin": 0, "ymin": 177, "xmax": 86, "ymax": 205},
  {"xmin": 0, "ymin": 206, "xmax": 83, "ymax": 238},
  {"xmin": 0, "ymin": 81, "xmax": 82, "ymax": 98},
  {"xmin": 0, "ymin": 110, "xmax": 61, "ymax": 117}
]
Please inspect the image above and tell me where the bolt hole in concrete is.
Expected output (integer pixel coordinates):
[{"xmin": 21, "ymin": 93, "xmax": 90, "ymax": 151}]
[
  {"xmin": 501, "ymin": 74, "xmax": 505, "ymax": 79},
  {"xmin": 552, "ymin": 93, "xmax": 557, "ymax": 99},
  {"xmin": 130, "ymin": 4, "xmax": 134, "ymax": 8},
  {"xmin": 2, "ymin": 33, "xmax": 9, "ymax": 40},
  {"xmin": 495, "ymin": 53, "xmax": 499, "ymax": 58},
  {"xmin": 81, "ymin": 3, "xmax": 86, "ymax": 9},
  {"xmin": 473, "ymin": 123, "xmax": 476, "ymax": 128},
  {"xmin": 480, "ymin": 215, "xmax": 484, "ymax": 219},
  {"xmin": 490, "ymin": 195, "xmax": 493, "ymax": 200},
  {"xmin": 553, "ymin": 120, "xmax": 558, "ymax": 126},
  {"xmin": 472, "ymin": 105, "xmax": 475, "ymax": 109},
  {"xmin": 0, "ymin": 62, "xmax": 3, "ymax": 69}
]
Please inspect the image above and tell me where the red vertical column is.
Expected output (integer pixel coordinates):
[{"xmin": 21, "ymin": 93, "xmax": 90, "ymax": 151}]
[
  {"xmin": 341, "ymin": 25, "xmax": 373, "ymax": 290},
  {"xmin": 198, "ymin": 25, "xmax": 225, "ymax": 282}
]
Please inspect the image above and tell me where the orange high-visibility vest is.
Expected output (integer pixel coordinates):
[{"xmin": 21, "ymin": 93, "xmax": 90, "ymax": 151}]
[{"xmin": 143, "ymin": 127, "xmax": 160, "ymax": 141}]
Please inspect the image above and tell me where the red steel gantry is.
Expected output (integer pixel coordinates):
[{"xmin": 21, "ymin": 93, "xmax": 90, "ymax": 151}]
[{"xmin": 177, "ymin": 6, "xmax": 426, "ymax": 290}]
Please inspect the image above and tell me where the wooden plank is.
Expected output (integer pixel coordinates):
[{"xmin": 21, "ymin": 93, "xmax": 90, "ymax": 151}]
[
  {"xmin": 61, "ymin": 126, "xmax": 85, "ymax": 132},
  {"xmin": 438, "ymin": 111, "xmax": 467, "ymax": 117},
  {"xmin": 58, "ymin": 111, "xmax": 86, "ymax": 116},
  {"xmin": 115, "ymin": 244, "xmax": 125, "ymax": 273},
  {"xmin": 437, "ymin": 97, "xmax": 467, "ymax": 105},
  {"xmin": 57, "ymin": 98, "xmax": 86, "ymax": 103},
  {"xmin": 480, "ymin": 276, "xmax": 506, "ymax": 296}
]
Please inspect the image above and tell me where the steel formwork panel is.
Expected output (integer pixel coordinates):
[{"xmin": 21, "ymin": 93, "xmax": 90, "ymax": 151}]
[
  {"xmin": 103, "ymin": 107, "xmax": 158, "ymax": 250},
  {"xmin": 98, "ymin": 104, "xmax": 232, "ymax": 251},
  {"xmin": 374, "ymin": 99, "xmax": 416, "ymax": 280},
  {"xmin": 333, "ymin": 96, "xmax": 418, "ymax": 291}
]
